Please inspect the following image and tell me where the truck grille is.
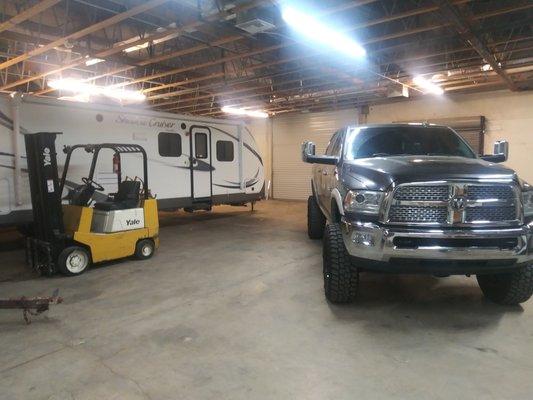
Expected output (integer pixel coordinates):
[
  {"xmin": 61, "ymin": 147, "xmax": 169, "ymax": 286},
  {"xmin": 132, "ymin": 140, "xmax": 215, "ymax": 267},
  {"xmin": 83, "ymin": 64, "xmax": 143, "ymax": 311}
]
[
  {"xmin": 467, "ymin": 185, "xmax": 514, "ymax": 200},
  {"xmin": 394, "ymin": 185, "xmax": 450, "ymax": 201},
  {"xmin": 389, "ymin": 206, "xmax": 448, "ymax": 223},
  {"xmin": 386, "ymin": 182, "xmax": 519, "ymax": 226},
  {"xmin": 465, "ymin": 206, "xmax": 517, "ymax": 222}
]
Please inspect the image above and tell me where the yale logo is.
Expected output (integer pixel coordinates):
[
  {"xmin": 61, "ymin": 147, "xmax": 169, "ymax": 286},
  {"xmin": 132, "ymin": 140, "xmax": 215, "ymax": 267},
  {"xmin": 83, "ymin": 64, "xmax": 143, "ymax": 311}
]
[
  {"xmin": 43, "ymin": 147, "xmax": 52, "ymax": 167},
  {"xmin": 126, "ymin": 219, "xmax": 141, "ymax": 226}
]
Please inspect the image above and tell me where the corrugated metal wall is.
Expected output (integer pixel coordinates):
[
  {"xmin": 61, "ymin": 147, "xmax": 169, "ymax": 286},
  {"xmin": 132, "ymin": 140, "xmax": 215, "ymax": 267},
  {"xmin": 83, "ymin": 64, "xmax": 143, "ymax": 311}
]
[{"xmin": 272, "ymin": 109, "xmax": 357, "ymax": 200}]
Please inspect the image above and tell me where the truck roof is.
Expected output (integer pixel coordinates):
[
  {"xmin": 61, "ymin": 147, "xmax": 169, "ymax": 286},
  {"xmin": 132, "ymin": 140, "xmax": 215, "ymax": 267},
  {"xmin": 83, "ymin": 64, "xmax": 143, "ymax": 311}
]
[{"xmin": 347, "ymin": 123, "xmax": 452, "ymax": 130}]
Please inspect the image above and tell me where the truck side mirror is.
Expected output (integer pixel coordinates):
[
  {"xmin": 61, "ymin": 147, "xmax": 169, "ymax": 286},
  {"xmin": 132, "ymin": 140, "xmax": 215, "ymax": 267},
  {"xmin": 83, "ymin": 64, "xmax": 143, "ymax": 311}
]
[
  {"xmin": 301, "ymin": 141, "xmax": 316, "ymax": 162},
  {"xmin": 481, "ymin": 140, "xmax": 509, "ymax": 163},
  {"xmin": 301, "ymin": 141, "xmax": 339, "ymax": 165},
  {"xmin": 494, "ymin": 140, "xmax": 509, "ymax": 161}
]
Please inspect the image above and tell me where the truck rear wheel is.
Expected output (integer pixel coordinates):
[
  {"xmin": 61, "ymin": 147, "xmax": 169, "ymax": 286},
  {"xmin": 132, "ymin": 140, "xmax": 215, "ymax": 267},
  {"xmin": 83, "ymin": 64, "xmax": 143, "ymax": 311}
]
[
  {"xmin": 58, "ymin": 246, "xmax": 91, "ymax": 276},
  {"xmin": 323, "ymin": 223, "xmax": 359, "ymax": 303},
  {"xmin": 477, "ymin": 265, "xmax": 533, "ymax": 305},
  {"xmin": 308, "ymin": 195, "xmax": 326, "ymax": 239}
]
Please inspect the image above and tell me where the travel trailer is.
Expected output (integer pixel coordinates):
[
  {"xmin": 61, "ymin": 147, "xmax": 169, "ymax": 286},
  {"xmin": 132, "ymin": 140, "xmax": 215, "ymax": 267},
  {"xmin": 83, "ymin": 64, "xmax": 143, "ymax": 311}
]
[{"xmin": 0, "ymin": 94, "xmax": 265, "ymax": 226}]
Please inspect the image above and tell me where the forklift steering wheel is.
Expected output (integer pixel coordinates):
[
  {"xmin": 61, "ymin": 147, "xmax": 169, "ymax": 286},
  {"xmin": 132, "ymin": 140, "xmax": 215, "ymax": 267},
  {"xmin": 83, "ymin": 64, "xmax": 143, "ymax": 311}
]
[{"xmin": 82, "ymin": 177, "xmax": 104, "ymax": 191}]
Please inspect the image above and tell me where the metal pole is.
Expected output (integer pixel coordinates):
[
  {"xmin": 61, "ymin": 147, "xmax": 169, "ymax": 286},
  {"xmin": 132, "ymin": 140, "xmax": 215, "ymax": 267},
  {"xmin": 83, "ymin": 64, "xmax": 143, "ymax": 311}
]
[{"xmin": 10, "ymin": 92, "xmax": 22, "ymax": 206}]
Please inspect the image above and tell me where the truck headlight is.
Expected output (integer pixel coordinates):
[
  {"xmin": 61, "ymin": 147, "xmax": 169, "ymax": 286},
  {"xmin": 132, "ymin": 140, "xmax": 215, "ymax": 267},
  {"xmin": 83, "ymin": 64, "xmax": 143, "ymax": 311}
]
[
  {"xmin": 522, "ymin": 190, "xmax": 533, "ymax": 217},
  {"xmin": 344, "ymin": 190, "xmax": 384, "ymax": 215}
]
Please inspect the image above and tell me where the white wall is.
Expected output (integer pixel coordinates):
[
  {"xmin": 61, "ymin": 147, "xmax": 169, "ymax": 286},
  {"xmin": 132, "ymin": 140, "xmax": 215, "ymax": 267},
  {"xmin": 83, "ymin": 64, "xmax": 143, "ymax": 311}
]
[
  {"xmin": 256, "ymin": 89, "xmax": 533, "ymax": 200},
  {"xmin": 272, "ymin": 109, "xmax": 358, "ymax": 199}
]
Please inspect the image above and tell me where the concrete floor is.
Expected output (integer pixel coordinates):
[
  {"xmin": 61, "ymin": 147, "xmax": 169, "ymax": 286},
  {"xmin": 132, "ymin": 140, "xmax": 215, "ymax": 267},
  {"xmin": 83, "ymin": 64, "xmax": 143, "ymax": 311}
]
[{"xmin": 0, "ymin": 200, "xmax": 532, "ymax": 400}]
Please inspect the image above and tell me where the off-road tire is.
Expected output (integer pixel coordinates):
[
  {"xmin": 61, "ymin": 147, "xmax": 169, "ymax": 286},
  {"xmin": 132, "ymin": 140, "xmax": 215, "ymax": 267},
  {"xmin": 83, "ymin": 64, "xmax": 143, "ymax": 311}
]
[
  {"xmin": 135, "ymin": 239, "xmax": 155, "ymax": 260},
  {"xmin": 323, "ymin": 223, "xmax": 359, "ymax": 303},
  {"xmin": 308, "ymin": 195, "xmax": 326, "ymax": 239},
  {"xmin": 477, "ymin": 265, "xmax": 533, "ymax": 305},
  {"xmin": 57, "ymin": 246, "xmax": 91, "ymax": 276}
]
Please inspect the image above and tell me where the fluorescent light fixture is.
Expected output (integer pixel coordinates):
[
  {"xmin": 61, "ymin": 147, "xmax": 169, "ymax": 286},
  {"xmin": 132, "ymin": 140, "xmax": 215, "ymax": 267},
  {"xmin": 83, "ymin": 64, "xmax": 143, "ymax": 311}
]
[
  {"xmin": 481, "ymin": 62, "xmax": 501, "ymax": 72},
  {"xmin": 48, "ymin": 78, "xmax": 146, "ymax": 102},
  {"xmin": 282, "ymin": 6, "xmax": 366, "ymax": 58},
  {"xmin": 124, "ymin": 42, "xmax": 150, "ymax": 53},
  {"xmin": 49, "ymin": 78, "xmax": 99, "ymax": 95},
  {"xmin": 85, "ymin": 57, "xmax": 105, "ymax": 66},
  {"xmin": 222, "ymin": 106, "xmax": 268, "ymax": 118},
  {"xmin": 413, "ymin": 76, "xmax": 444, "ymax": 95}
]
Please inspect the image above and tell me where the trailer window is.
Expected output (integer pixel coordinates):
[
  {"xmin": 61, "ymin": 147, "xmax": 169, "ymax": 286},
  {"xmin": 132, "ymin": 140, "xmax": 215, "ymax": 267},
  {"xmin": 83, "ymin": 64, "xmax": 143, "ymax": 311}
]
[
  {"xmin": 195, "ymin": 132, "xmax": 208, "ymax": 159},
  {"xmin": 216, "ymin": 140, "xmax": 234, "ymax": 162},
  {"xmin": 158, "ymin": 132, "xmax": 182, "ymax": 157}
]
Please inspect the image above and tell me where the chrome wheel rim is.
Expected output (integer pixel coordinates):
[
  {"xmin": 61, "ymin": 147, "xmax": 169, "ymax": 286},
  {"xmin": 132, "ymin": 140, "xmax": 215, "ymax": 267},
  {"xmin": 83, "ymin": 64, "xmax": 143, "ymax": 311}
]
[
  {"xmin": 66, "ymin": 250, "xmax": 89, "ymax": 273},
  {"xmin": 141, "ymin": 244, "xmax": 153, "ymax": 257}
]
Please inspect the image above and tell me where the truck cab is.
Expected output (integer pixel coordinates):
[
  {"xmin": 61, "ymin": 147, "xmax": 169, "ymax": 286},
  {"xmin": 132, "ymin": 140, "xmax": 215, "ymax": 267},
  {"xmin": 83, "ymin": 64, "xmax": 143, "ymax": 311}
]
[{"xmin": 303, "ymin": 124, "xmax": 533, "ymax": 305}]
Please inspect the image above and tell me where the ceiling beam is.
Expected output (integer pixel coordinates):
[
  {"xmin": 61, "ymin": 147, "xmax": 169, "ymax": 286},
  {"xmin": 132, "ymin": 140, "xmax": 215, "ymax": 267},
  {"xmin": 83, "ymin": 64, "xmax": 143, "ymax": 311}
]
[
  {"xmin": 432, "ymin": 0, "xmax": 519, "ymax": 91},
  {"xmin": 91, "ymin": 0, "xmax": 524, "ymax": 93},
  {"xmin": 8, "ymin": 0, "xmax": 270, "ymax": 93},
  {"xmin": 0, "ymin": 0, "xmax": 62, "ymax": 34},
  {"xmin": 0, "ymin": 0, "xmax": 169, "ymax": 71}
]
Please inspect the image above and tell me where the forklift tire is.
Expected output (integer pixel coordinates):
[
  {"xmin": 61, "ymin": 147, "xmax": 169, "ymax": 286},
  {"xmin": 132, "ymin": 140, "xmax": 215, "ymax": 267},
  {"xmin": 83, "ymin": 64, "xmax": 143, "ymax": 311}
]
[
  {"xmin": 58, "ymin": 246, "xmax": 91, "ymax": 276},
  {"xmin": 135, "ymin": 239, "xmax": 155, "ymax": 260}
]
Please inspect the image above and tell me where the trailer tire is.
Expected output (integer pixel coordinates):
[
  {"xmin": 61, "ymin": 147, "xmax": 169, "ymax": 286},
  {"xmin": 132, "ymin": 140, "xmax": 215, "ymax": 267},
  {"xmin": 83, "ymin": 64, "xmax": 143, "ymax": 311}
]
[
  {"xmin": 135, "ymin": 239, "xmax": 155, "ymax": 260},
  {"xmin": 308, "ymin": 195, "xmax": 326, "ymax": 239},
  {"xmin": 58, "ymin": 246, "xmax": 91, "ymax": 276},
  {"xmin": 477, "ymin": 265, "xmax": 533, "ymax": 305},
  {"xmin": 323, "ymin": 223, "xmax": 359, "ymax": 303}
]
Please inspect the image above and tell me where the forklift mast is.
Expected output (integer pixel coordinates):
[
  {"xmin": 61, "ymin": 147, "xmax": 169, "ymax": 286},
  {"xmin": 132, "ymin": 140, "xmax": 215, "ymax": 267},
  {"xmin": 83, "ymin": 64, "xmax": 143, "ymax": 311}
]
[{"xmin": 24, "ymin": 132, "xmax": 65, "ymax": 272}]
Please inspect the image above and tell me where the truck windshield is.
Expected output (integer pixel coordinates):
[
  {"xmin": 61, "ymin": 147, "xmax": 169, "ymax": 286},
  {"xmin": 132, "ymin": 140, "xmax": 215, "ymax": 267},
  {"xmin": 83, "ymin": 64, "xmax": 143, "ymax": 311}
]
[{"xmin": 344, "ymin": 126, "xmax": 476, "ymax": 159}]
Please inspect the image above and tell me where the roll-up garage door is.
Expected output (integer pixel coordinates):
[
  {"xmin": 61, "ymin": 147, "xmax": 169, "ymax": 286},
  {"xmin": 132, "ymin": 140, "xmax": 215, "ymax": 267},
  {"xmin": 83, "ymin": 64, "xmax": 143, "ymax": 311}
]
[
  {"xmin": 395, "ymin": 116, "xmax": 485, "ymax": 155},
  {"xmin": 272, "ymin": 110, "xmax": 357, "ymax": 200}
]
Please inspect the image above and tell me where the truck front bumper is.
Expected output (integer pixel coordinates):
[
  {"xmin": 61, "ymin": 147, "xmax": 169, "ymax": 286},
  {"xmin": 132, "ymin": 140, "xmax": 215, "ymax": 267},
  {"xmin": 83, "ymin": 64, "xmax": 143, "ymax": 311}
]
[{"xmin": 341, "ymin": 219, "xmax": 533, "ymax": 274}]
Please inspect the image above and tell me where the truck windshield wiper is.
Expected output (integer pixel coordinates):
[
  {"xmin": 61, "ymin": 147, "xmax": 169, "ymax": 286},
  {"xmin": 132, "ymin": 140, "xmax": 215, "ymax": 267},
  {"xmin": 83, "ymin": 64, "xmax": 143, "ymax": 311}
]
[{"xmin": 370, "ymin": 153, "xmax": 390, "ymax": 157}]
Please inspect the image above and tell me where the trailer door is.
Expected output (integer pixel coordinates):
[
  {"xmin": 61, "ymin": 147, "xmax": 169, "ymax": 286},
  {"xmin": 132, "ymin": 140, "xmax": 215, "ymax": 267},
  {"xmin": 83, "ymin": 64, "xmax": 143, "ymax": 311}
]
[{"xmin": 190, "ymin": 126, "xmax": 212, "ymax": 200}]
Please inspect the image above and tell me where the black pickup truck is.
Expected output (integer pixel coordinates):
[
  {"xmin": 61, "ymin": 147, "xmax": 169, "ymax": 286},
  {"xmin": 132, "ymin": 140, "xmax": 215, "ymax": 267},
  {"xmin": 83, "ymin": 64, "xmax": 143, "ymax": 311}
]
[{"xmin": 302, "ymin": 124, "xmax": 533, "ymax": 305}]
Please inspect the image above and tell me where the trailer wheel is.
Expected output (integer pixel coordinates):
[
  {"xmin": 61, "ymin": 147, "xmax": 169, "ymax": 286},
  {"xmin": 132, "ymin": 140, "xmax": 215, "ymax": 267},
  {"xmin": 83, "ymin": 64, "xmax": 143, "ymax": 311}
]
[
  {"xmin": 58, "ymin": 246, "xmax": 91, "ymax": 276},
  {"xmin": 135, "ymin": 239, "xmax": 155, "ymax": 260}
]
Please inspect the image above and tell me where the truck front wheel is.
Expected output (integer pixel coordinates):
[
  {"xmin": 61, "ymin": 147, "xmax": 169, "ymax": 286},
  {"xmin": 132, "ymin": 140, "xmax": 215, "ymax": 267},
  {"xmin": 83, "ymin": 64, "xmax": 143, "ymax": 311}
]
[
  {"xmin": 477, "ymin": 265, "xmax": 533, "ymax": 305},
  {"xmin": 323, "ymin": 223, "xmax": 359, "ymax": 303},
  {"xmin": 308, "ymin": 195, "xmax": 326, "ymax": 239}
]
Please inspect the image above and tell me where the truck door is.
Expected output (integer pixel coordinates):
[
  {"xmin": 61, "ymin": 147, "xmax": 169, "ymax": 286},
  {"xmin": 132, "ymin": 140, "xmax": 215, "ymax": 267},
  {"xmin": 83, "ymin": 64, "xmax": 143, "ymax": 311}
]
[
  {"xmin": 190, "ymin": 126, "xmax": 212, "ymax": 200},
  {"xmin": 321, "ymin": 131, "xmax": 343, "ymax": 215}
]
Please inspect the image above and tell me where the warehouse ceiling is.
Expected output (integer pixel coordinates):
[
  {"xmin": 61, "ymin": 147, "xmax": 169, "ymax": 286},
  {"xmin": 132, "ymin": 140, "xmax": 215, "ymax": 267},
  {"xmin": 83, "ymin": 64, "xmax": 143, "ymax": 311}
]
[{"xmin": 0, "ymin": 0, "xmax": 532, "ymax": 117}]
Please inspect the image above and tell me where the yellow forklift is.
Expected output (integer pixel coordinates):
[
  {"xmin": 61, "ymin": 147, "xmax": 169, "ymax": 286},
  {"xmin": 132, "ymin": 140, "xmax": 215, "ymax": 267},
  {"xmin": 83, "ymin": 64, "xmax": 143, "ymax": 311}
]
[{"xmin": 25, "ymin": 132, "xmax": 159, "ymax": 276}]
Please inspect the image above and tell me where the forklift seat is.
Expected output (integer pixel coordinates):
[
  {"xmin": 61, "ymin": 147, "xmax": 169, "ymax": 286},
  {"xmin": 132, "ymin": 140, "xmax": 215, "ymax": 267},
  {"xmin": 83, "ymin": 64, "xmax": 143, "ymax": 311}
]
[{"xmin": 94, "ymin": 180, "xmax": 141, "ymax": 211}]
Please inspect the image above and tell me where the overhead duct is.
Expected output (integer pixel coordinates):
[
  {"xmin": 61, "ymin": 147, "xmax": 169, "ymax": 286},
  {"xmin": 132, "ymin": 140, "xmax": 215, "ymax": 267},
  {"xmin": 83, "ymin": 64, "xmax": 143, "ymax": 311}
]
[{"xmin": 235, "ymin": 7, "xmax": 277, "ymax": 34}]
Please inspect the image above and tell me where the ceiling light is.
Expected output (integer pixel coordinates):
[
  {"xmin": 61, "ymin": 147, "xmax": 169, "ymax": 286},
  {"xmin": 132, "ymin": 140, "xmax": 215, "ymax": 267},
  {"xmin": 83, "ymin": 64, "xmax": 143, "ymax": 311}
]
[
  {"xmin": 85, "ymin": 57, "xmax": 105, "ymax": 66},
  {"xmin": 482, "ymin": 62, "xmax": 501, "ymax": 72},
  {"xmin": 49, "ymin": 78, "xmax": 99, "ymax": 95},
  {"xmin": 222, "ymin": 106, "xmax": 268, "ymax": 118},
  {"xmin": 282, "ymin": 6, "xmax": 366, "ymax": 58},
  {"xmin": 413, "ymin": 76, "xmax": 444, "ymax": 95},
  {"xmin": 48, "ymin": 78, "xmax": 146, "ymax": 102},
  {"xmin": 124, "ymin": 42, "xmax": 150, "ymax": 53}
]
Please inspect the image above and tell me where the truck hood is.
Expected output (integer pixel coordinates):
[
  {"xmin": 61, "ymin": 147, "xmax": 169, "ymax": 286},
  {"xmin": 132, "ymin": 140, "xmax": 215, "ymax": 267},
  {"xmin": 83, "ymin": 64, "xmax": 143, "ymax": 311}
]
[{"xmin": 342, "ymin": 156, "xmax": 517, "ymax": 191}]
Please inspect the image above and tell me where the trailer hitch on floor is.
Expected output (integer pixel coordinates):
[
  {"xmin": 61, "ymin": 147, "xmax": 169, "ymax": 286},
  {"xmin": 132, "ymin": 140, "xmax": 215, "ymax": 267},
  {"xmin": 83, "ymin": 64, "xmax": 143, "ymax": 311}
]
[{"xmin": 0, "ymin": 289, "xmax": 63, "ymax": 324}]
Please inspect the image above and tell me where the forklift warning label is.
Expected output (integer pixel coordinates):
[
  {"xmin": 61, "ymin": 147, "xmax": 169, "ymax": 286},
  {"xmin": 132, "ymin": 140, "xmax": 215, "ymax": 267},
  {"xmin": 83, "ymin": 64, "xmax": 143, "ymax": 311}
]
[{"xmin": 47, "ymin": 179, "xmax": 54, "ymax": 193}]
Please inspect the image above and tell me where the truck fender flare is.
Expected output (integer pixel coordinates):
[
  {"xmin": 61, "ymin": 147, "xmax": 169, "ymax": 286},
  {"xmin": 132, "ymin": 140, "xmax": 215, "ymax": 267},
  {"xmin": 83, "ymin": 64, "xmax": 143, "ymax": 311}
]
[
  {"xmin": 311, "ymin": 179, "xmax": 318, "ymax": 199},
  {"xmin": 330, "ymin": 189, "xmax": 345, "ymax": 217}
]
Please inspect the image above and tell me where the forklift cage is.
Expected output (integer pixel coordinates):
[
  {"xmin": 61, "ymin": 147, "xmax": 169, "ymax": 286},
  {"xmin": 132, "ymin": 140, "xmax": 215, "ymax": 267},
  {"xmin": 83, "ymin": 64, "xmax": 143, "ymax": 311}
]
[{"xmin": 60, "ymin": 143, "xmax": 149, "ymax": 198}]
